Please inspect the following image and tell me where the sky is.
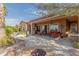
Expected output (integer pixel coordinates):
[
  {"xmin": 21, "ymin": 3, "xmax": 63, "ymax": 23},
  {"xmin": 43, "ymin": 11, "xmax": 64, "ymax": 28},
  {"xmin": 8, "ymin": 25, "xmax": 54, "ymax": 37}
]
[{"xmin": 5, "ymin": 3, "xmax": 48, "ymax": 26}]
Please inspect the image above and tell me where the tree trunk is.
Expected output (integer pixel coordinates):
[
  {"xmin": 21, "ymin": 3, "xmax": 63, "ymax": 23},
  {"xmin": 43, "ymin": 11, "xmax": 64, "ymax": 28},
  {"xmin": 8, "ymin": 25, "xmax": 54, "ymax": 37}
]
[
  {"xmin": 0, "ymin": 4, "xmax": 6, "ymax": 40},
  {"xmin": 0, "ymin": 19, "xmax": 6, "ymax": 40}
]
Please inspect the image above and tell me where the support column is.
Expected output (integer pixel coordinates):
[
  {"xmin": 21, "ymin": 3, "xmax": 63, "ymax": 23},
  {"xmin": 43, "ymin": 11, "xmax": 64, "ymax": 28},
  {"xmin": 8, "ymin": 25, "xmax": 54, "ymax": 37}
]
[
  {"xmin": 64, "ymin": 20, "xmax": 67, "ymax": 33},
  {"xmin": 31, "ymin": 22, "xmax": 33, "ymax": 35},
  {"xmin": 78, "ymin": 16, "xmax": 79, "ymax": 33},
  {"xmin": 62, "ymin": 20, "xmax": 67, "ymax": 33}
]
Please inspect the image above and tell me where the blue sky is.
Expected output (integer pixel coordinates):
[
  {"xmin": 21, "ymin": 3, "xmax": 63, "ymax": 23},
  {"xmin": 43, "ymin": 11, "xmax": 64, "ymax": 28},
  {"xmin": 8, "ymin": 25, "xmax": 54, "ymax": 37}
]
[{"xmin": 5, "ymin": 3, "xmax": 48, "ymax": 26}]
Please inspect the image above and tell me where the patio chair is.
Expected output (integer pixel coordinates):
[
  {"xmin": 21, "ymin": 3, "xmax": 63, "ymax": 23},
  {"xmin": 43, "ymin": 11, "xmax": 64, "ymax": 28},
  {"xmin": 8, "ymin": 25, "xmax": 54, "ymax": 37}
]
[
  {"xmin": 48, "ymin": 31, "xmax": 61, "ymax": 38},
  {"xmin": 60, "ymin": 33, "xmax": 68, "ymax": 38}
]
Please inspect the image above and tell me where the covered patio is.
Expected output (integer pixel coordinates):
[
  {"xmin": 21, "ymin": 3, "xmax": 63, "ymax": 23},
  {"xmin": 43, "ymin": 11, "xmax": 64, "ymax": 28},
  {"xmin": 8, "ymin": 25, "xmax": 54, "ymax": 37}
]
[{"xmin": 28, "ymin": 15, "xmax": 79, "ymax": 38}]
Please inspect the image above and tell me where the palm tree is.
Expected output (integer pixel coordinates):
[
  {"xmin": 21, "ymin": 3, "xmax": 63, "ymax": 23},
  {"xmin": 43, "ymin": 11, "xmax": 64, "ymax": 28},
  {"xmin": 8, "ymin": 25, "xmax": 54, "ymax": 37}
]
[
  {"xmin": 3, "ymin": 4, "xmax": 7, "ymax": 18},
  {"xmin": 0, "ymin": 4, "xmax": 7, "ymax": 41}
]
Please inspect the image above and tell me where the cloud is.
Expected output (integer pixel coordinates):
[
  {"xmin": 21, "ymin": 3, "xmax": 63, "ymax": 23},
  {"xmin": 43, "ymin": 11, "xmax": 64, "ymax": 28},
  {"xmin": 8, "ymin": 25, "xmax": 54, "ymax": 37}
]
[
  {"xmin": 23, "ymin": 8, "xmax": 48, "ymax": 16},
  {"xmin": 5, "ymin": 18, "xmax": 30, "ymax": 26},
  {"xmin": 5, "ymin": 18, "xmax": 20, "ymax": 26},
  {"xmin": 32, "ymin": 10, "xmax": 48, "ymax": 16}
]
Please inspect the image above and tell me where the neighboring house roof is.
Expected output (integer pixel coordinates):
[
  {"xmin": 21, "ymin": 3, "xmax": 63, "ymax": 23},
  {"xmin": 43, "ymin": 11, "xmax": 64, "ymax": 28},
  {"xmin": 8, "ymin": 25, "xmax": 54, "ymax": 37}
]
[{"xmin": 20, "ymin": 21, "xmax": 28, "ymax": 25}]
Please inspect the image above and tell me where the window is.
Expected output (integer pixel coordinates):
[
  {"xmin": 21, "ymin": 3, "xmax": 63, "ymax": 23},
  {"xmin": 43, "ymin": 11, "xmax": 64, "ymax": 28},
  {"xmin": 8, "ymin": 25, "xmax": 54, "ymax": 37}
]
[
  {"xmin": 49, "ymin": 24, "xmax": 59, "ymax": 32},
  {"xmin": 70, "ymin": 23, "xmax": 77, "ymax": 33},
  {"xmin": 41, "ymin": 25, "xmax": 44, "ymax": 31}
]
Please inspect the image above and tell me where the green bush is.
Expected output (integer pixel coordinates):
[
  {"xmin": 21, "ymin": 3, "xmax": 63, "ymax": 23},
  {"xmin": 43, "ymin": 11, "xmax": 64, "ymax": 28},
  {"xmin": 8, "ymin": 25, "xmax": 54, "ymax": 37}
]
[
  {"xmin": 5, "ymin": 26, "xmax": 19, "ymax": 36},
  {"xmin": 19, "ymin": 31, "xmax": 26, "ymax": 35},
  {"xmin": 0, "ymin": 35, "xmax": 16, "ymax": 46},
  {"xmin": 0, "ymin": 26, "xmax": 17, "ymax": 46},
  {"xmin": 73, "ymin": 42, "xmax": 79, "ymax": 49}
]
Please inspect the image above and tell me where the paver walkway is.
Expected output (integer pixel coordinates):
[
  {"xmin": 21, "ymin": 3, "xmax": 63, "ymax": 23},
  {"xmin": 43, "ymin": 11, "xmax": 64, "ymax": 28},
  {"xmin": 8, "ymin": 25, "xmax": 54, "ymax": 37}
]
[
  {"xmin": 0, "ymin": 35, "xmax": 79, "ymax": 56},
  {"xmin": 16, "ymin": 35, "xmax": 79, "ymax": 56}
]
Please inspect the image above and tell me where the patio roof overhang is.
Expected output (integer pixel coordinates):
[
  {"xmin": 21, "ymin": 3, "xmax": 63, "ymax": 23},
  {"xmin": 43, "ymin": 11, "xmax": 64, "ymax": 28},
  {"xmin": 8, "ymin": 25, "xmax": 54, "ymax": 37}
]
[
  {"xmin": 29, "ymin": 15, "xmax": 67, "ymax": 24},
  {"xmin": 28, "ymin": 15, "xmax": 79, "ymax": 27},
  {"xmin": 67, "ymin": 15, "xmax": 78, "ymax": 22}
]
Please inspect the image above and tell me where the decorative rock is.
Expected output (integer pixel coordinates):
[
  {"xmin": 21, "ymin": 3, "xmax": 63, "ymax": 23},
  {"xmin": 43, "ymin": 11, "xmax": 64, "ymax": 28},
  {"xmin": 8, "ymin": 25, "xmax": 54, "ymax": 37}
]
[
  {"xmin": 5, "ymin": 47, "xmax": 16, "ymax": 56},
  {"xmin": 31, "ymin": 49, "xmax": 46, "ymax": 56},
  {"xmin": 68, "ymin": 49, "xmax": 79, "ymax": 56}
]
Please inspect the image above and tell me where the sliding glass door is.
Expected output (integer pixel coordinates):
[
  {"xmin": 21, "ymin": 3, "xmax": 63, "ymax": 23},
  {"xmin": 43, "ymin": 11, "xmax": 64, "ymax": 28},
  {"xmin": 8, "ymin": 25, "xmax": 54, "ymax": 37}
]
[{"xmin": 49, "ymin": 24, "xmax": 59, "ymax": 32}]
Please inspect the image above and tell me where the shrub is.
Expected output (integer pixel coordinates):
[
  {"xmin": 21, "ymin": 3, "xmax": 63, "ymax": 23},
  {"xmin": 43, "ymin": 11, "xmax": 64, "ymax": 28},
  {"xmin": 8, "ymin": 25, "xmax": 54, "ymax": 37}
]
[
  {"xmin": 0, "ymin": 35, "xmax": 16, "ymax": 46},
  {"xmin": 73, "ymin": 42, "xmax": 79, "ymax": 49},
  {"xmin": 19, "ymin": 31, "xmax": 26, "ymax": 35},
  {"xmin": 0, "ymin": 26, "xmax": 17, "ymax": 46},
  {"xmin": 5, "ymin": 26, "xmax": 19, "ymax": 36}
]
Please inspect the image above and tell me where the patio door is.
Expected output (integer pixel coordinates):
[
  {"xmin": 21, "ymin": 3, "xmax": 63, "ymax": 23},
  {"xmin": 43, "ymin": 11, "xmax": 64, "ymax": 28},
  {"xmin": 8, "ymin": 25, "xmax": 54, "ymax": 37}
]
[
  {"xmin": 70, "ymin": 23, "xmax": 77, "ymax": 33},
  {"xmin": 44, "ymin": 25, "xmax": 48, "ymax": 34},
  {"xmin": 35, "ymin": 26, "xmax": 40, "ymax": 34},
  {"xmin": 41, "ymin": 25, "xmax": 48, "ymax": 34}
]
